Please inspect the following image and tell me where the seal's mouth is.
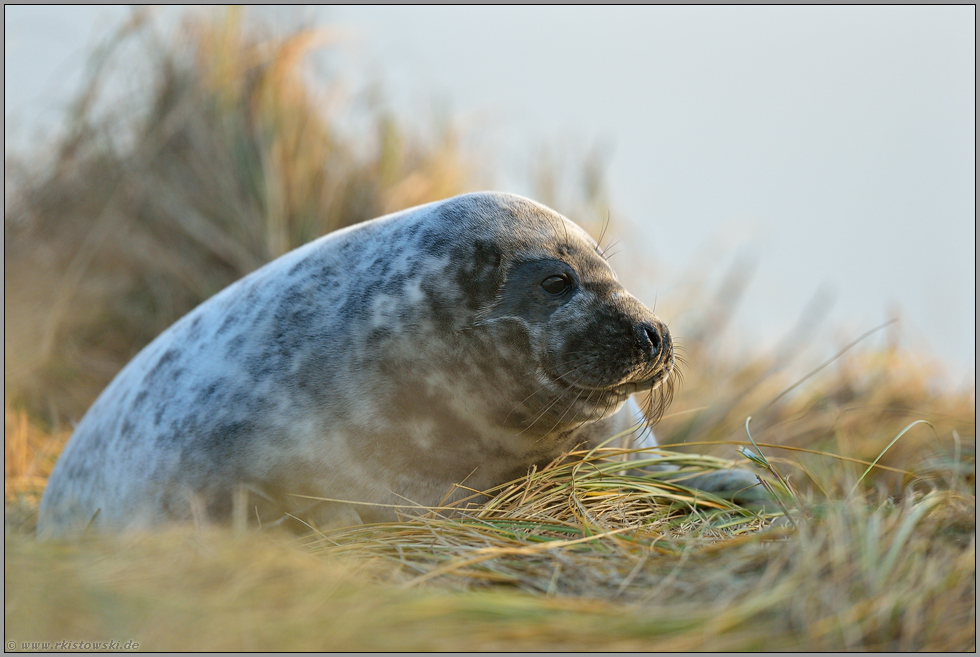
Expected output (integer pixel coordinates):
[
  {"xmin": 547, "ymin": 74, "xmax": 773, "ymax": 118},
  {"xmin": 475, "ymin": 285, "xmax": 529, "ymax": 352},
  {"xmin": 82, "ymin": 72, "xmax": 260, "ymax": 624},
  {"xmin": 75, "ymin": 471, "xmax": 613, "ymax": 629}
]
[
  {"xmin": 553, "ymin": 356, "xmax": 674, "ymax": 398},
  {"xmin": 632, "ymin": 362, "xmax": 674, "ymax": 391},
  {"xmin": 545, "ymin": 346, "xmax": 676, "ymax": 425}
]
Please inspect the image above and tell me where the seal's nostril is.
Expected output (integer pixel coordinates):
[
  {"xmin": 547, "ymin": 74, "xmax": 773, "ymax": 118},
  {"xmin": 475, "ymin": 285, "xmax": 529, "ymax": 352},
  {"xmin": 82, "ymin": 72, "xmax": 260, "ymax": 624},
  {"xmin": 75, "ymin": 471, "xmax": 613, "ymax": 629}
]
[{"xmin": 641, "ymin": 324, "xmax": 661, "ymax": 356}]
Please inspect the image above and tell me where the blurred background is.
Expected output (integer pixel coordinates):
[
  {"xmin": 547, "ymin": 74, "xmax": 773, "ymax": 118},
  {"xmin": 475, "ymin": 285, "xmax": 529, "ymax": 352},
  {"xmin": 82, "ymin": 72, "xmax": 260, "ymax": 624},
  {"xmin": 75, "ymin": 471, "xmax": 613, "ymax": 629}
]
[{"xmin": 4, "ymin": 6, "xmax": 975, "ymax": 426}]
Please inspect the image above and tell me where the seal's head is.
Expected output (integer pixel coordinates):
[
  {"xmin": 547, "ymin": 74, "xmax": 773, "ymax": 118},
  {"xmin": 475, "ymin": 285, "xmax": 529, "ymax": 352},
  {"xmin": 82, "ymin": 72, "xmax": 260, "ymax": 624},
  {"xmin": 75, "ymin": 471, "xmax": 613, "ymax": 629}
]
[{"xmin": 397, "ymin": 192, "xmax": 676, "ymax": 443}]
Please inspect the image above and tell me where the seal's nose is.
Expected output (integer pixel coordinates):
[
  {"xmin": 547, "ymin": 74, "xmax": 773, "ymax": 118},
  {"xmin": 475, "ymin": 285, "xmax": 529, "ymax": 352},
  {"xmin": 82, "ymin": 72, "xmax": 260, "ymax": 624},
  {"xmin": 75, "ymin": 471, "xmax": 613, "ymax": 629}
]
[{"xmin": 638, "ymin": 322, "xmax": 663, "ymax": 359}]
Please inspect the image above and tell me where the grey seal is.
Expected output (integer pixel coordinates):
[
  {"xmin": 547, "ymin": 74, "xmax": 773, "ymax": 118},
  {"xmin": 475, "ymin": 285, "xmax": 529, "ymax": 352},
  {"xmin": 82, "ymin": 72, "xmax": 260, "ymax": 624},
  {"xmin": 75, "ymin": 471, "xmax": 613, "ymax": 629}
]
[{"xmin": 38, "ymin": 192, "xmax": 764, "ymax": 536}]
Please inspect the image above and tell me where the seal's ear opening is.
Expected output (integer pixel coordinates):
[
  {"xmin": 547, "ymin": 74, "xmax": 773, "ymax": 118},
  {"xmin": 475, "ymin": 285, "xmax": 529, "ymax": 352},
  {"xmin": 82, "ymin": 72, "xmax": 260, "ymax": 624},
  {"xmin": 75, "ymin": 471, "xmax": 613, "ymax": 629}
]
[
  {"xmin": 454, "ymin": 240, "xmax": 506, "ymax": 312},
  {"xmin": 470, "ymin": 240, "xmax": 502, "ymax": 270}
]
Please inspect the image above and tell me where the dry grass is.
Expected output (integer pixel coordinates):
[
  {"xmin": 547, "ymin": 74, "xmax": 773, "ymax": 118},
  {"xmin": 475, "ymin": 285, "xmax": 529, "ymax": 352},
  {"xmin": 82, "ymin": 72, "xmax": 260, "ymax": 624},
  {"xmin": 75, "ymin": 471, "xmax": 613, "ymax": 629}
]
[
  {"xmin": 5, "ymin": 423, "xmax": 975, "ymax": 651},
  {"xmin": 4, "ymin": 8, "xmax": 975, "ymax": 652},
  {"xmin": 4, "ymin": 7, "xmax": 479, "ymax": 423}
]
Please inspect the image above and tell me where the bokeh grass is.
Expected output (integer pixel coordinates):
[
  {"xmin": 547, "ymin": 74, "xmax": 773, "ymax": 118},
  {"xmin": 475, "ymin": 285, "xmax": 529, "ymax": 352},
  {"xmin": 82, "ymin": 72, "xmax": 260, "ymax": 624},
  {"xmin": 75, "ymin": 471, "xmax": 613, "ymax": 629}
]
[
  {"xmin": 4, "ymin": 7, "xmax": 478, "ymax": 423},
  {"xmin": 4, "ymin": 8, "xmax": 975, "ymax": 652}
]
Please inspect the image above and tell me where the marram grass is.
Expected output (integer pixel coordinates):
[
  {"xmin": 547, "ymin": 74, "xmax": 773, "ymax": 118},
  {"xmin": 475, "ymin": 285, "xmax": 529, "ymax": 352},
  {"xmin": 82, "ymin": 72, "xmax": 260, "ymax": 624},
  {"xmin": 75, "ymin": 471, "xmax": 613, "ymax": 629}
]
[
  {"xmin": 5, "ymin": 426, "xmax": 975, "ymax": 651},
  {"xmin": 301, "ymin": 446, "xmax": 783, "ymax": 591}
]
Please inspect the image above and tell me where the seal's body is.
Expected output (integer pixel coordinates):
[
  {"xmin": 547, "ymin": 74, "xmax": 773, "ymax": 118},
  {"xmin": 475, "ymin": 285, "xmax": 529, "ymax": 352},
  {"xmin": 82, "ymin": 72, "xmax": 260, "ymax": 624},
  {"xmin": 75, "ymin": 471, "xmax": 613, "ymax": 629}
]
[{"xmin": 38, "ymin": 192, "xmax": 752, "ymax": 536}]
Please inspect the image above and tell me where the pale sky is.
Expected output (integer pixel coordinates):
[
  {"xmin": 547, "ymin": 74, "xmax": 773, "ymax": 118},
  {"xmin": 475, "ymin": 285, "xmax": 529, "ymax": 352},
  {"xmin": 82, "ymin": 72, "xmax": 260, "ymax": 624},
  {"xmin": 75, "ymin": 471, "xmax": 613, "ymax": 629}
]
[{"xmin": 5, "ymin": 6, "xmax": 976, "ymax": 378}]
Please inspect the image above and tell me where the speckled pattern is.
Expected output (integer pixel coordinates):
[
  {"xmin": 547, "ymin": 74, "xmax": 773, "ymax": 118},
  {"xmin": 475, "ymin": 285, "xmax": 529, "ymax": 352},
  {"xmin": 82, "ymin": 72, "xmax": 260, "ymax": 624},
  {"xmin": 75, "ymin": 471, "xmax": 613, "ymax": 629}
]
[{"xmin": 39, "ymin": 192, "xmax": 687, "ymax": 535}]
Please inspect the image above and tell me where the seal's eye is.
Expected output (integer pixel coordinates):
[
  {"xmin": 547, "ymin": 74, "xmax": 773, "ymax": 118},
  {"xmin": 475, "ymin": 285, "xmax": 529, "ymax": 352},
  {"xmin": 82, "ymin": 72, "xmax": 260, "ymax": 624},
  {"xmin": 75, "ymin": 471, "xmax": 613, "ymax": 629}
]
[{"xmin": 541, "ymin": 275, "xmax": 571, "ymax": 295}]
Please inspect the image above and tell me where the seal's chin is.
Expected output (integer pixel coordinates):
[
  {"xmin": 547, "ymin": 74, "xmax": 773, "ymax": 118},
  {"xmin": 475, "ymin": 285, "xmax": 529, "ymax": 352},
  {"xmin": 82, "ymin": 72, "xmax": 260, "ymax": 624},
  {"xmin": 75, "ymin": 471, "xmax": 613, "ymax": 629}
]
[{"xmin": 632, "ymin": 361, "xmax": 674, "ymax": 391}]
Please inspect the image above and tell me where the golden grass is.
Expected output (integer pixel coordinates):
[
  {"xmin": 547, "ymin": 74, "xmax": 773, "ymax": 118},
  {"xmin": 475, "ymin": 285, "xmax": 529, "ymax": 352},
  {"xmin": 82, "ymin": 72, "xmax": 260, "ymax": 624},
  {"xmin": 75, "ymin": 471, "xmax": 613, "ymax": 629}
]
[
  {"xmin": 5, "ymin": 426, "xmax": 974, "ymax": 650},
  {"xmin": 4, "ymin": 405, "xmax": 69, "ymax": 511},
  {"xmin": 4, "ymin": 7, "xmax": 975, "ymax": 652}
]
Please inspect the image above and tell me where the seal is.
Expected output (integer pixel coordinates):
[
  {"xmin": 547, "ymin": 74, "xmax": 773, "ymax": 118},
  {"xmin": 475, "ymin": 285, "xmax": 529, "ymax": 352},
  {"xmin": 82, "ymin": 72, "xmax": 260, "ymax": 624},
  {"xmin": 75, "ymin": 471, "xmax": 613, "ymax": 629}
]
[{"xmin": 38, "ymin": 192, "xmax": 765, "ymax": 536}]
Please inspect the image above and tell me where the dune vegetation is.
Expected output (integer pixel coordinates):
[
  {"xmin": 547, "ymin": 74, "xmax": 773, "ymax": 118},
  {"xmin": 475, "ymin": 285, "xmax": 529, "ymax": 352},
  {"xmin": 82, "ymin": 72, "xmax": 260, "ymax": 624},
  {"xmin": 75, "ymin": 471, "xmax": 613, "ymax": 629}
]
[{"xmin": 5, "ymin": 9, "xmax": 974, "ymax": 651}]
